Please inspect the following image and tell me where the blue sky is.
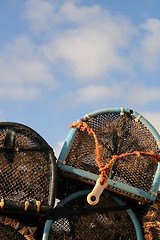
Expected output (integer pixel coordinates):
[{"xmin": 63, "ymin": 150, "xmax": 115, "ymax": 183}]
[{"xmin": 0, "ymin": 0, "xmax": 160, "ymax": 157}]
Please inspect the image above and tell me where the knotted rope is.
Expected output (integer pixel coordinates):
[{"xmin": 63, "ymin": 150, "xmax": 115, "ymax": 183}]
[{"xmin": 70, "ymin": 121, "xmax": 160, "ymax": 185}]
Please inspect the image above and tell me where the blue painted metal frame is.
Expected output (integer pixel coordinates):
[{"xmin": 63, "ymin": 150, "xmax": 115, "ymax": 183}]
[
  {"xmin": 42, "ymin": 190, "xmax": 143, "ymax": 240},
  {"xmin": 58, "ymin": 108, "xmax": 160, "ymax": 201}
]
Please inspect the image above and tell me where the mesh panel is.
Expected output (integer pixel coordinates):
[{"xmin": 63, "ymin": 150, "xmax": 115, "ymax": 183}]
[
  {"xmin": 0, "ymin": 123, "xmax": 56, "ymax": 211},
  {"xmin": 64, "ymin": 112, "xmax": 158, "ymax": 198},
  {"xmin": 48, "ymin": 193, "xmax": 139, "ymax": 240},
  {"xmin": 0, "ymin": 216, "xmax": 36, "ymax": 240}
]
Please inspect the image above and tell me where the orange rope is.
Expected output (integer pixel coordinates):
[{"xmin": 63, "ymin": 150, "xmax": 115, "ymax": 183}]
[
  {"xmin": 99, "ymin": 151, "xmax": 160, "ymax": 180},
  {"xmin": 70, "ymin": 121, "xmax": 160, "ymax": 185},
  {"xmin": 70, "ymin": 121, "xmax": 108, "ymax": 183}
]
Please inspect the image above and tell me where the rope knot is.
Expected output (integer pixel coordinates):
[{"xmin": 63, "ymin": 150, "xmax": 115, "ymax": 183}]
[{"xmin": 135, "ymin": 151, "xmax": 141, "ymax": 158}]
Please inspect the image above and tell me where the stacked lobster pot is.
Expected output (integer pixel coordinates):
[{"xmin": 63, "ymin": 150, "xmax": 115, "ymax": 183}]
[
  {"xmin": 0, "ymin": 123, "xmax": 57, "ymax": 239},
  {"xmin": 43, "ymin": 107, "xmax": 160, "ymax": 240},
  {"xmin": 0, "ymin": 107, "xmax": 159, "ymax": 239}
]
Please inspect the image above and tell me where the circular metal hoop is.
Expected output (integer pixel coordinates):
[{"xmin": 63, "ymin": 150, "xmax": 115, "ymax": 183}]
[{"xmin": 43, "ymin": 190, "xmax": 142, "ymax": 240}]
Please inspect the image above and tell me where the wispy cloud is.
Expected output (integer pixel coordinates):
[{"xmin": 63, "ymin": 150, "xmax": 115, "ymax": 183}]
[
  {"xmin": 23, "ymin": 0, "xmax": 58, "ymax": 34},
  {"xmin": 0, "ymin": 36, "xmax": 56, "ymax": 100},
  {"xmin": 0, "ymin": 87, "xmax": 40, "ymax": 100},
  {"xmin": 61, "ymin": 82, "xmax": 160, "ymax": 107},
  {"xmin": 73, "ymin": 83, "xmax": 124, "ymax": 104},
  {"xmin": 140, "ymin": 18, "xmax": 160, "ymax": 70},
  {"xmin": 23, "ymin": 1, "xmax": 160, "ymax": 78},
  {"xmin": 142, "ymin": 112, "xmax": 160, "ymax": 134},
  {"xmin": 128, "ymin": 85, "xmax": 160, "ymax": 105},
  {"xmin": 41, "ymin": 2, "xmax": 136, "ymax": 80},
  {"xmin": 1, "ymin": 0, "xmax": 160, "ymax": 108}
]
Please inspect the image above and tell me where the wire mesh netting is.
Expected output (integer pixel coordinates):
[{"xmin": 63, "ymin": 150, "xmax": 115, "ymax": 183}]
[
  {"xmin": 0, "ymin": 123, "xmax": 56, "ymax": 212},
  {"xmin": 47, "ymin": 191, "xmax": 140, "ymax": 240},
  {"xmin": 63, "ymin": 112, "xmax": 158, "ymax": 200}
]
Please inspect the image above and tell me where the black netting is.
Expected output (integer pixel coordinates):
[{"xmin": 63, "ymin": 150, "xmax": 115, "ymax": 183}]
[
  {"xmin": 0, "ymin": 123, "xmax": 56, "ymax": 212},
  {"xmin": 64, "ymin": 112, "xmax": 158, "ymax": 199},
  {"xmin": 48, "ymin": 192, "xmax": 139, "ymax": 240},
  {"xmin": 0, "ymin": 216, "xmax": 36, "ymax": 240}
]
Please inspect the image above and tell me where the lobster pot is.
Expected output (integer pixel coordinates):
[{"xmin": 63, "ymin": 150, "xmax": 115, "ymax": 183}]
[
  {"xmin": 58, "ymin": 108, "xmax": 160, "ymax": 203},
  {"xmin": 42, "ymin": 190, "xmax": 142, "ymax": 240},
  {"xmin": 0, "ymin": 122, "xmax": 57, "ymax": 219},
  {"xmin": 142, "ymin": 200, "xmax": 160, "ymax": 240},
  {"xmin": 0, "ymin": 215, "xmax": 36, "ymax": 240},
  {"xmin": 133, "ymin": 192, "xmax": 160, "ymax": 240}
]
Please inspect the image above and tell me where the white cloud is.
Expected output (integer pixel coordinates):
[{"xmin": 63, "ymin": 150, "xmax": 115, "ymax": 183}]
[
  {"xmin": 0, "ymin": 87, "xmax": 40, "ymax": 100},
  {"xmin": 76, "ymin": 83, "xmax": 124, "ymax": 104},
  {"xmin": 22, "ymin": 0, "xmax": 160, "ymax": 82},
  {"xmin": 0, "ymin": 57, "xmax": 54, "ymax": 86},
  {"xmin": 142, "ymin": 112, "xmax": 160, "ymax": 135},
  {"xmin": 60, "ymin": 1, "xmax": 102, "ymax": 25},
  {"xmin": 23, "ymin": 1, "xmax": 104, "ymax": 33},
  {"xmin": 128, "ymin": 85, "xmax": 160, "ymax": 105},
  {"xmin": 62, "ymin": 82, "xmax": 125, "ymax": 107},
  {"xmin": 42, "ymin": 28, "xmax": 128, "ymax": 80},
  {"xmin": 1, "ymin": 0, "xmax": 159, "ymax": 106},
  {"xmin": 40, "ymin": 2, "xmax": 136, "ymax": 80},
  {"xmin": 66, "ymin": 83, "xmax": 160, "ymax": 107},
  {"xmin": 140, "ymin": 18, "xmax": 160, "ymax": 69},
  {"xmin": 23, "ymin": 0, "xmax": 58, "ymax": 33},
  {"xmin": 24, "ymin": 1, "xmax": 160, "ymax": 82},
  {"xmin": 77, "ymin": 85, "xmax": 111, "ymax": 103},
  {"xmin": 0, "ymin": 36, "xmax": 56, "ymax": 100}
]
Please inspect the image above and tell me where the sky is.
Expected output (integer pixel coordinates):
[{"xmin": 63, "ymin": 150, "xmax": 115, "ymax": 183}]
[{"xmin": 0, "ymin": 0, "xmax": 160, "ymax": 158}]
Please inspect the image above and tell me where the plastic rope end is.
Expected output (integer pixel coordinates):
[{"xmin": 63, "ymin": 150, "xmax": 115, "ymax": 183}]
[{"xmin": 87, "ymin": 178, "xmax": 108, "ymax": 205}]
